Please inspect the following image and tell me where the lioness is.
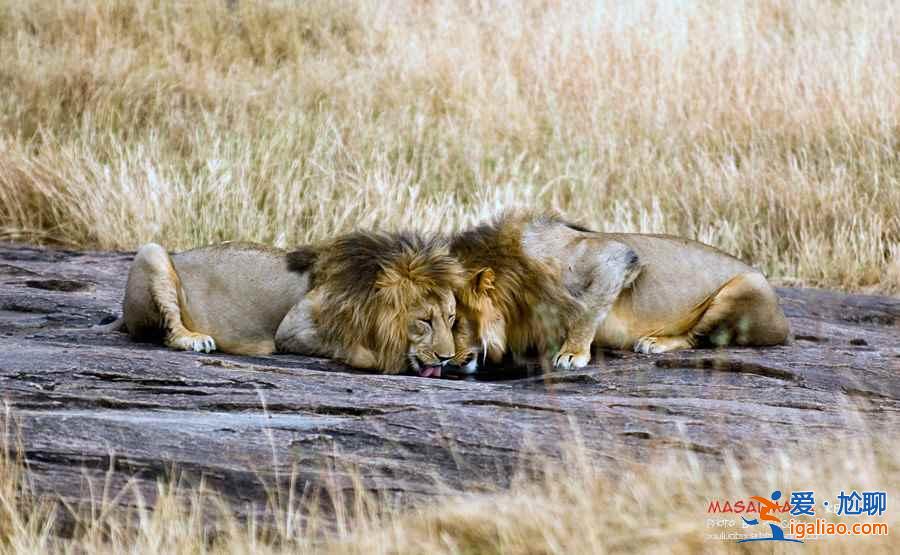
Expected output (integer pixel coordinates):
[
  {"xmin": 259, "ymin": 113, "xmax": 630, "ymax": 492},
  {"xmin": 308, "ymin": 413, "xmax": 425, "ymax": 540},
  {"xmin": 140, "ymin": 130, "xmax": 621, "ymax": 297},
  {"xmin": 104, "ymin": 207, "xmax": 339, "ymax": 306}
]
[
  {"xmin": 111, "ymin": 231, "xmax": 463, "ymax": 375},
  {"xmin": 450, "ymin": 212, "xmax": 789, "ymax": 373}
]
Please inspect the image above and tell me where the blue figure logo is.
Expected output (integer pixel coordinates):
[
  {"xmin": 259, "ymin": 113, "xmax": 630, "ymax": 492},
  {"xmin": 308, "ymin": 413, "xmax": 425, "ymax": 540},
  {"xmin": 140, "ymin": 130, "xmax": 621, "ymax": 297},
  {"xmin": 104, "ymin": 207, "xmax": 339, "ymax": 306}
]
[{"xmin": 738, "ymin": 490, "xmax": 803, "ymax": 544}]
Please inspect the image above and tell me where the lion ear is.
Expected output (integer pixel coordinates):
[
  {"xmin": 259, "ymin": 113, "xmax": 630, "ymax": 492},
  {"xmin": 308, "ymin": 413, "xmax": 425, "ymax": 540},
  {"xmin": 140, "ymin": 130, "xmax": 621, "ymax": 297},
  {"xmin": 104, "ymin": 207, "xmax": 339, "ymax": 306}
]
[{"xmin": 471, "ymin": 267, "xmax": 495, "ymax": 295}]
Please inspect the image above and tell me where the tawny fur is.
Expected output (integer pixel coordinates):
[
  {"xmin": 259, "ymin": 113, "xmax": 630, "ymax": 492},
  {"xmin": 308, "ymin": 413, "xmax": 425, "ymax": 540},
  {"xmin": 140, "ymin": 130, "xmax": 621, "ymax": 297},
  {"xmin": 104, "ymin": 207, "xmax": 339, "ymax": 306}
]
[
  {"xmin": 120, "ymin": 242, "xmax": 311, "ymax": 356},
  {"xmin": 451, "ymin": 212, "xmax": 789, "ymax": 371},
  {"xmin": 117, "ymin": 232, "xmax": 464, "ymax": 374}
]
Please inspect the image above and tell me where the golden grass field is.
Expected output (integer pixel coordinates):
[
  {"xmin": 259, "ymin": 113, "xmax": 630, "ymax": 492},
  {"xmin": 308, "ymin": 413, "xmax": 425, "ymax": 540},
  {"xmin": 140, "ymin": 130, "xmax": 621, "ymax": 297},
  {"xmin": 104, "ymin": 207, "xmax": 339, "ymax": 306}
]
[
  {"xmin": 0, "ymin": 0, "xmax": 898, "ymax": 552},
  {"xmin": 0, "ymin": 0, "xmax": 897, "ymax": 292}
]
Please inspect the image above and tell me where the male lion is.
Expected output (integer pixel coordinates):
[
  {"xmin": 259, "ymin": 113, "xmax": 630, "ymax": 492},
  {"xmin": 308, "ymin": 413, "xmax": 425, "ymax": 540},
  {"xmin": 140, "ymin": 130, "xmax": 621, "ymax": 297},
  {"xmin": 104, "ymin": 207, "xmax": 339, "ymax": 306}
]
[
  {"xmin": 110, "ymin": 232, "xmax": 463, "ymax": 375},
  {"xmin": 276, "ymin": 232, "xmax": 464, "ymax": 376},
  {"xmin": 450, "ymin": 212, "xmax": 789, "ymax": 373}
]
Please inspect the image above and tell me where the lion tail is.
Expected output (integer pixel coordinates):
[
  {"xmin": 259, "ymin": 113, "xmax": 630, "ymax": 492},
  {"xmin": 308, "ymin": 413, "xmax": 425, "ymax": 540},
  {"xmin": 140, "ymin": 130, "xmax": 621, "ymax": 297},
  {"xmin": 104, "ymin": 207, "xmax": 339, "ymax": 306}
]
[
  {"xmin": 52, "ymin": 315, "xmax": 127, "ymax": 337},
  {"xmin": 88, "ymin": 315, "xmax": 127, "ymax": 333},
  {"xmin": 644, "ymin": 275, "xmax": 741, "ymax": 338},
  {"xmin": 645, "ymin": 290, "xmax": 718, "ymax": 338}
]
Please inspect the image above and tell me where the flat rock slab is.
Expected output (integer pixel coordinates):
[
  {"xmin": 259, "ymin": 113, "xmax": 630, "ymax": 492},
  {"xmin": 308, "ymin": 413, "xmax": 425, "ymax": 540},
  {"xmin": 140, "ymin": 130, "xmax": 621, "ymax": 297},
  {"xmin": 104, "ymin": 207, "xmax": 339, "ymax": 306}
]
[{"xmin": 1, "ymin": 243, "xmax": 898, "ymax": 523}]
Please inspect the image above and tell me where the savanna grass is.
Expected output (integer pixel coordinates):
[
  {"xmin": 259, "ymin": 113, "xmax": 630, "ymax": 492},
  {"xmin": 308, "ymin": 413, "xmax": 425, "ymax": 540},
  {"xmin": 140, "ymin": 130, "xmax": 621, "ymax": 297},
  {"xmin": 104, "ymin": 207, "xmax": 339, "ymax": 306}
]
[{"xmin": 0, "ymin": 0, "xmax": 897, "ymax": 292}]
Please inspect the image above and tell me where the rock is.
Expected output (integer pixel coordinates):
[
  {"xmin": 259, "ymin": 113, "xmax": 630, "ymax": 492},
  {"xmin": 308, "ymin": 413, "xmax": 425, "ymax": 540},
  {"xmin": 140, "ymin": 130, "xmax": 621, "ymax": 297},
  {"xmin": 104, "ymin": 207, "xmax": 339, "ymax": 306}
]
[{"xmin": 0, "ymin": 243, "xmax": 898, "ymax": 525}]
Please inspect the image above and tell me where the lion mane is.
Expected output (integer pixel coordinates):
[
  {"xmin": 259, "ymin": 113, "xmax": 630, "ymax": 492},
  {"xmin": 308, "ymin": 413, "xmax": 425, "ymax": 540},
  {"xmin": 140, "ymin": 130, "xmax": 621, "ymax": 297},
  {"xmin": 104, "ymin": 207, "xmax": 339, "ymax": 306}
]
[
  {"xmin": 450, "ymin": 212, "xmax": 582, "ymax": 360},
  {"xmin": 290, "ymin": 231, "xmax": 465, "ymax": 374}
]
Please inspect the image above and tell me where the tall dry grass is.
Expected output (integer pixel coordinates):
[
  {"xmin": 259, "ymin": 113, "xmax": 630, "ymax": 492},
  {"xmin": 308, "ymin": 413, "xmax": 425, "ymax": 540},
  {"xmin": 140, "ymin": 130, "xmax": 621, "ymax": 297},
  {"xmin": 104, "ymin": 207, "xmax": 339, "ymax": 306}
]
[
  {"xmin": 0, "ymin": 0, "xmax": 897, "ymax": 292},
  {"xmin": 2, "ymin": 406, "xmax": 898, "ymax": 554}
]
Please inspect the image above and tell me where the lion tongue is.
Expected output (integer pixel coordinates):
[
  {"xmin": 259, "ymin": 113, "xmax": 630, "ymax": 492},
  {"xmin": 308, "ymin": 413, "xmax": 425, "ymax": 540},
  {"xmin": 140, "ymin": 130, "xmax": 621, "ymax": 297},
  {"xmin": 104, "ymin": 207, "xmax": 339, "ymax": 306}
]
[{"xmin": 418, "ymin": 365, "xmax": 442, "ymax": 378}]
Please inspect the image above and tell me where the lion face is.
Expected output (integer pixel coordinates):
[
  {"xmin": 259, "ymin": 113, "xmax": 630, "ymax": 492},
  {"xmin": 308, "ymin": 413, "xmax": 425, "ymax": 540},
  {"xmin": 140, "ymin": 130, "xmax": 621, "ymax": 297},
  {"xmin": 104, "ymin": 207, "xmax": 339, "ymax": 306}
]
[
  {"xmin": 451, "ymin": 268, "xmax": 507, "ymax": 374},
  {"xmin": 365, "ymin": 238, "xmax": 466, "ymax": 376},
  {"xmin": 405, "ymin": 290, "xmax": 457, "ymax": 377}
]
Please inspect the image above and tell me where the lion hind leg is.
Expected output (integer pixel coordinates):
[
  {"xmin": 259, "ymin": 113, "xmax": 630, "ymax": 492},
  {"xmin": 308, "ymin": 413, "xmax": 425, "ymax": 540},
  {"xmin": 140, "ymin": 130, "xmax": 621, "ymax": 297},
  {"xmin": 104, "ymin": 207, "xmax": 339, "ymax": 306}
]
[
  {"xmin": 554, "ymin": 241, "xmax": 641, "ymax": 369},
  {"xmin": 124, "ymin": 243, "xmax": 216, "ymax": 353},
  {"xmin": 636, "ymin": 272, "xmax": 788, "ymax": 353},
  {"xmin": 632, "ymin": 289, "xmax": 715, "ymax": 354},
  {"xmin": 689, "ymin": 272, "xmax": 789, "ymax": 347}
]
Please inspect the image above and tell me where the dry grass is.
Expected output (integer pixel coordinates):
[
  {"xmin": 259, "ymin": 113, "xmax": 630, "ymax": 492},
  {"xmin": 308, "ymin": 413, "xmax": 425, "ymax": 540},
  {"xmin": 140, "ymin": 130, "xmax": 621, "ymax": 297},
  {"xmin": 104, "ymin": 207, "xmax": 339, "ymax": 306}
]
[
  {"xmin": 0, "ymin": 1, "xmax": 898, "ymax": 550},
  {"xmin": 0, "ymin": 0, "xmax": 897, "ymax": 292},
  {"xmin": 2, "ymin": 406, "xmax": 898, "ymax": 554}
]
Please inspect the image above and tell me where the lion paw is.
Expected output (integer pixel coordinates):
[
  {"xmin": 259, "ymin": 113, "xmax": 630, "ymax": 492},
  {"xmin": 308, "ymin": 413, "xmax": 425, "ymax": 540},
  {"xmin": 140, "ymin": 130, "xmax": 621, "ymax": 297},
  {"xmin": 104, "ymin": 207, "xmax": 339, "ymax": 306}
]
[
  {"xmin": 553, "ymin": 346, "xmax": 591, "ymax": 370},
  {"xmin": 167, "ymin": 332, "xmax": 217, "ymax": 353},
  {"xmin": 634, "ymin": 336, "xmax": 691, "ymax": 354}
]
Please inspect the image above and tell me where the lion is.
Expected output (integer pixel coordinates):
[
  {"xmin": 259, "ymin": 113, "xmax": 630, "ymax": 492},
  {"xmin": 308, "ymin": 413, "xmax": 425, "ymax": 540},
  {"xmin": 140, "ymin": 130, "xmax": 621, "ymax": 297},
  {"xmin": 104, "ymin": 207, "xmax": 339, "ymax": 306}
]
[
  {"xmin": 275, "ymin": 231, "xmax": 464, "ymax": 376},
  {"xmin": 108, "ymin": 232, "xmax": 464, "ymax": 375},
  {"xmin": 449, "ymin": 212, "xmax": 789, "ymax": 373}
]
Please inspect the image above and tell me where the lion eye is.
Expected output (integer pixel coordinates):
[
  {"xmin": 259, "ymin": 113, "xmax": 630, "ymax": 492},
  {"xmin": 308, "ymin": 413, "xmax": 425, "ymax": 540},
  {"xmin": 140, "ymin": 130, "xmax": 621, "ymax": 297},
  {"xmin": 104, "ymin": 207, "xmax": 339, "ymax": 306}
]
[{"xmin": 448, "ymin": 314, "xmax": 456, "ymax": 325}]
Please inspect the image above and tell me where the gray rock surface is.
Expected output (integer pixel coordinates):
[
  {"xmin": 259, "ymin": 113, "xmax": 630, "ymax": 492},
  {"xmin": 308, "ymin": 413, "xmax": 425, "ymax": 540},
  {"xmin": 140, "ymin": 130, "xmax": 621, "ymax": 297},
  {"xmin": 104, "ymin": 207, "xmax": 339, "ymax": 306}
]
[{"xmin": 1, "ymin": 243, "xmax": 898, "ymax": 524}]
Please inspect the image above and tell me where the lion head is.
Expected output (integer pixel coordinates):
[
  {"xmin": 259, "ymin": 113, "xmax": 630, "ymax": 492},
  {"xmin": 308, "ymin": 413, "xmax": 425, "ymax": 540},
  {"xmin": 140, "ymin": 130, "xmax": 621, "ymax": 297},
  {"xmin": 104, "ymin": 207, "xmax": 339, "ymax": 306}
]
[
  {"xmin": 451, "ymin": 267, "xmax": 507, "ymax": 373},
  {"xmin": 448, "ymin": 213, "xmax": 582, "ymax": 374},
  {"xmin": 311, "ymin": 231, "xmax": 465, "ymax": 376}
]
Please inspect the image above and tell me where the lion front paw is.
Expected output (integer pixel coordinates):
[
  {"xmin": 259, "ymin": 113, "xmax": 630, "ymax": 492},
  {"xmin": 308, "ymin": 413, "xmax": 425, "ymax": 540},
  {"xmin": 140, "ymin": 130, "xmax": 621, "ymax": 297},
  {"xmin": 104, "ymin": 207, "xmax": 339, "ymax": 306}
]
[
  {"xmin": 634, "ymin": 335, "xmax": 691, "ymax": 354},
  {"xmin": 553, "ymin": 343, "xmax": 591, "ymax": 370},
  {"xmin": 167, "ymin": 332, "xmax": 217, "ymax": 353}
]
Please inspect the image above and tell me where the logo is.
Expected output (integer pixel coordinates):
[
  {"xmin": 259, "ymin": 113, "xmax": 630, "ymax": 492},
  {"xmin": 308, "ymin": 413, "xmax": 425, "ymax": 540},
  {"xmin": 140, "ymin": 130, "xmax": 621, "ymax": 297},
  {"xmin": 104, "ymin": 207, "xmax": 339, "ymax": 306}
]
[
  {"xmin": 705, "ymin": 489, "xmax": 888, "ymax": 544},
  {"xmin": 738, "ymin": 490, "xmax": 803, "ymax": 543}
]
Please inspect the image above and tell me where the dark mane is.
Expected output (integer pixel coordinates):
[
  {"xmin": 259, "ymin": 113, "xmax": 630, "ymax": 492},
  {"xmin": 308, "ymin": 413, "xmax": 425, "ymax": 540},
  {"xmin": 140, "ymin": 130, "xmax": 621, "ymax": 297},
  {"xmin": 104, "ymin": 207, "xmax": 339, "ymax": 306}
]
[
  {"xmin": 286, "ymin": 246, "xmax": 318, "ymax": 275},
  {"xmin": 314, "ymin": 231, "xmax": 457, "ymax": 302}
]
